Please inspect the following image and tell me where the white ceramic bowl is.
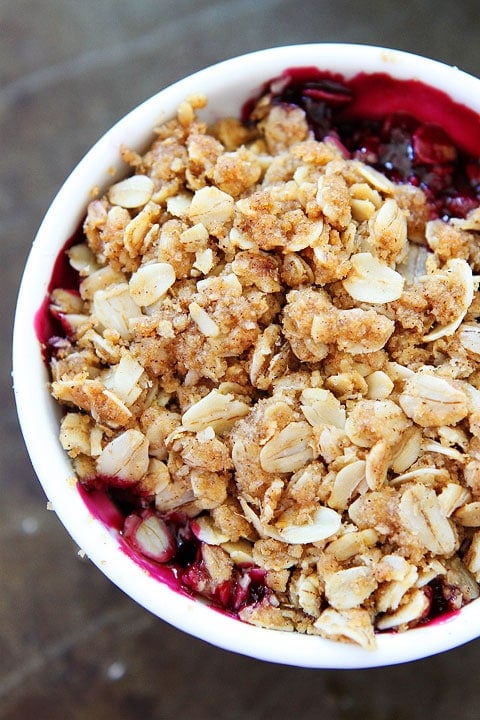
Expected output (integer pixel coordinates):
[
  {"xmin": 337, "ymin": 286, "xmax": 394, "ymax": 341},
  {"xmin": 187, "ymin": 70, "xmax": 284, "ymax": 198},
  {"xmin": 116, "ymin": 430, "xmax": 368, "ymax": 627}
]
[{"xmin": 13, "ymin": 44, "xmax": 480, "ymax": 668}]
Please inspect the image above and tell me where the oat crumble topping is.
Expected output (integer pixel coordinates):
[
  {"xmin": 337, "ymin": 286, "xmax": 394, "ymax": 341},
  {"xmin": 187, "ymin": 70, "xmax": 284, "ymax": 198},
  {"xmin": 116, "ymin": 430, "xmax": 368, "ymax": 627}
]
[{"xmin": 47, "ymin": 91, "xmax": 480, "ymax": 650}]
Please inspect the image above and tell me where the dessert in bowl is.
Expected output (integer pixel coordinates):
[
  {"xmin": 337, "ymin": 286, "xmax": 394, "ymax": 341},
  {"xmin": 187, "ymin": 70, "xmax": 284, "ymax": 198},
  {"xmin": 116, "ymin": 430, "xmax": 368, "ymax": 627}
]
[{"xmin": 13, "ymin": 44, "xmax": 480, "ymax": 668}]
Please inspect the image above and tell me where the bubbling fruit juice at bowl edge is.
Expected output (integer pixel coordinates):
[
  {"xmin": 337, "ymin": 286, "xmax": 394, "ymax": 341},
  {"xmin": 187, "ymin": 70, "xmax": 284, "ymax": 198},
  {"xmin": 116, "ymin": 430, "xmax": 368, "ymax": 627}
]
[{"xmin": 36, "ymin": 65, "xmax": 480, "ymax": 651}]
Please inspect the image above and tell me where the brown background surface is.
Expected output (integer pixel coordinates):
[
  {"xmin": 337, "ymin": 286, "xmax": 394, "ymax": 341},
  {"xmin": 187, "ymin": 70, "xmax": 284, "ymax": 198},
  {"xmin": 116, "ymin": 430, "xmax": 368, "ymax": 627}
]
[{"xmin": 3, "ymin": 2, "xmax": 480, "ymax": 718}]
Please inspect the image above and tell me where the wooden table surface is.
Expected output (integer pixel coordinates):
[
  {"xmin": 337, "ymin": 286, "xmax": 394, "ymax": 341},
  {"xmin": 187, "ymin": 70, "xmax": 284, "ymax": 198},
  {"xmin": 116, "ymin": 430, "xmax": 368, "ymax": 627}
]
[{"xmin": 3, "ymin": 2, "xmax": 480, "ymax": 718}]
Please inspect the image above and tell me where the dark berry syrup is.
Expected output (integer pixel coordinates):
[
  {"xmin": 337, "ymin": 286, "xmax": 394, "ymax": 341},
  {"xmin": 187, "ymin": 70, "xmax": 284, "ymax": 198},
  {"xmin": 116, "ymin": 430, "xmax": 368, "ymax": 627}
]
[
  {"xmin": 245, "ymin": 67, "xmax": 480, "ymax": 220},
  {"xmin": 34, "ymin": 228, "xmax": 82, "ymax": 362},
  {"xmin": 78, "ymin": 484, "xmax": 269, "ymax": 615},
  {"xmin": 38, "ymin": 67, "xmax": 480, "ymax": 626}
]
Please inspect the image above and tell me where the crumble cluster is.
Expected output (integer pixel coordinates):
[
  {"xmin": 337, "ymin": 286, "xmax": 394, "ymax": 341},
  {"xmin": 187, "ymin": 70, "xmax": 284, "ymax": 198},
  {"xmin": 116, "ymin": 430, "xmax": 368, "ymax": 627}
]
[{"xmin": 49, "ymin": 93, "xmax": 480, "ymax": 650}]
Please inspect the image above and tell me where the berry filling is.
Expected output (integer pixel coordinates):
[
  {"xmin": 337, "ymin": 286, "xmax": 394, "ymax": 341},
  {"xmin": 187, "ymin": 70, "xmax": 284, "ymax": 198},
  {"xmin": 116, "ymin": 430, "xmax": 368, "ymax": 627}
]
[
  {"xmin": 77, "ymin": 484, "xmax": 268, "ymax": 616},
  {"xmin": 244, "ymin": 67, "xmax": 480, "ymax": 221}
]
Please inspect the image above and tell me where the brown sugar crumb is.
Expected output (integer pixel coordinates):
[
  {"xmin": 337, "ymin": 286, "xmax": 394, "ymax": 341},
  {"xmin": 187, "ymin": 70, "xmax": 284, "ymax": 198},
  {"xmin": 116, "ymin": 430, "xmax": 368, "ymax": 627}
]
[{"xmin": 48, "ymin": 94, "xmax": 480, "ymax": 650}]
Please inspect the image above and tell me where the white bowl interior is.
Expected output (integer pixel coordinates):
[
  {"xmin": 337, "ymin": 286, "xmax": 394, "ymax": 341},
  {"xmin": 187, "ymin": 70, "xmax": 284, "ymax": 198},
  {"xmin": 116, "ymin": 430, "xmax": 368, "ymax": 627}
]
[{"xmin": 12, "ymin": 43, "xmax": 480, "ymax": 668}]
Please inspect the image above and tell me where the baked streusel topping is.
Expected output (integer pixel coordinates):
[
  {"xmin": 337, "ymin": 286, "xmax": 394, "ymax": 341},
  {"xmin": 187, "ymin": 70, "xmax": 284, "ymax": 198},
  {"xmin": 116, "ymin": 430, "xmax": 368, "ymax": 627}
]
[{"xmin": 47, "ymin": 92, "xmax": 480, "ymax": 650}]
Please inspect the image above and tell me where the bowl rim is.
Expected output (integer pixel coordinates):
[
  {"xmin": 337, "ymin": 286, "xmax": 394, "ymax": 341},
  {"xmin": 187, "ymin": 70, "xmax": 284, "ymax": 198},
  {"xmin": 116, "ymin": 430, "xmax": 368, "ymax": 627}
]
[{"xmin": 12, "ymin": 42, "xmax": 480, "ymax": 669}]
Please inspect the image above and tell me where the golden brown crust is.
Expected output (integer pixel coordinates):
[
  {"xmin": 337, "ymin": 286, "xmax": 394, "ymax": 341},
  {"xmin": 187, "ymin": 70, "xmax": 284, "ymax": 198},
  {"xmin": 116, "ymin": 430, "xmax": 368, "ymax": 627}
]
[{"xmin": 49, "ymin": 95, "xmax": 480, "ymax": 649}]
